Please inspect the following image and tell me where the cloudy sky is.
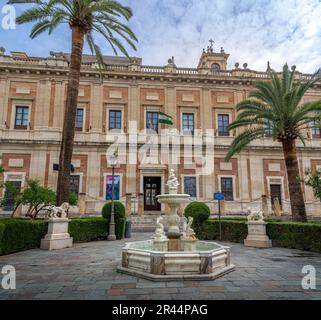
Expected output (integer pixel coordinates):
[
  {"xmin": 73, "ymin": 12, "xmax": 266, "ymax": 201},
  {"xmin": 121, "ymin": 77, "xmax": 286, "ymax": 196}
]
[{"xmin": 1, "ymin": 0, "xmax": 321, "ymax": 73}]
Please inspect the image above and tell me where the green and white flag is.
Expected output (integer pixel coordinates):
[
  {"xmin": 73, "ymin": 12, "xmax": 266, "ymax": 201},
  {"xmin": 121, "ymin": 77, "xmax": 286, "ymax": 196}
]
[{"xmin": 159, "ymin": 112, "xmax": 173, "ymax": 125}]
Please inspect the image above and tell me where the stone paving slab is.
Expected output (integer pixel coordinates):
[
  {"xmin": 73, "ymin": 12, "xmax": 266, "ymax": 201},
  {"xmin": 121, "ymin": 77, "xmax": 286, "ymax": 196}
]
[{"xmin": 0, "ymin": 233, "xmax": 321, "ymax": 300}]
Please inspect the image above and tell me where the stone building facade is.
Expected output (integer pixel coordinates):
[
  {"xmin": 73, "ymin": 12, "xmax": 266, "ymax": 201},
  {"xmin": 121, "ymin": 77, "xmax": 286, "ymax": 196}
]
[{"xmin": 1, "ymin": 47, "xmax": 321, "ymax": 217}]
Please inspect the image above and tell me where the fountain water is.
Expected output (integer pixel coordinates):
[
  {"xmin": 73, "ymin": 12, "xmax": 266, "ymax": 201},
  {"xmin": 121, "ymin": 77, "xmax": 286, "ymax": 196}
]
[{"xmin": 118, "ymin": 170, "xmax": 235, "ymax": 281}]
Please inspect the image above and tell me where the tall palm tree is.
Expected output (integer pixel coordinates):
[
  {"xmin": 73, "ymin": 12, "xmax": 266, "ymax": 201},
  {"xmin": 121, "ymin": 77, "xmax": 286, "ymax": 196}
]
[
  {"xmin": 225, "ymin": 64, "xmax": 321, "ymax": 222},
  {"xmin": 16, "ymin": 0, "xmax": 137, "ymax": 205}
]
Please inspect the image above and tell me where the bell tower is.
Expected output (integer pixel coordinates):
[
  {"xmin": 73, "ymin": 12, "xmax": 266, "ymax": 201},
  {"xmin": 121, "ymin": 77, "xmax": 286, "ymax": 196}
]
[{"xmin": 197, "ymin": 40, "xmax": 230, "ymax": 74}]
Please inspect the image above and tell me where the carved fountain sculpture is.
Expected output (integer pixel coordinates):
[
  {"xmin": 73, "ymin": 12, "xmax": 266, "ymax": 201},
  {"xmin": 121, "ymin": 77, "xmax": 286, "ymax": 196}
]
[{"xmin": 118, "ymin": 170, "xmax": 235, "ymax": 281}]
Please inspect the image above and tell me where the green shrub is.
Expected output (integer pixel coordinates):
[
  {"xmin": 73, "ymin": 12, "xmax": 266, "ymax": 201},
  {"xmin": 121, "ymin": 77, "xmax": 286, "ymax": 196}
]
[
  {"xmin": 0, "ymin": 219, "xmax": 47, "ymax": 255},
  {"xmin": 69, "ymin": 217, "xmax": 107, "ymax": 242},
  {"xmin": 196, "ymin": 219, "xmax": 321, "ymax": 253},
  {"xmin": 68, "ymin": 192, "xmax": 78, "ymax": 206},
  {"xmin": 184, "ymin": 201, "xmax": 210, "ymax": 232},
  {"xmin": 0, "ymin": 217, "xmax": 109, "ymax": 256},
  {"xmin": 101, "ymin": 201, "xmax": 126, "ymax": 240},
  {"xmin": 197, "ymin": 219, "xmax": 248, "ymax": 242},
  {"xmin": 267, "ymin": 221, "xmax": 321, "ymax": 253}
]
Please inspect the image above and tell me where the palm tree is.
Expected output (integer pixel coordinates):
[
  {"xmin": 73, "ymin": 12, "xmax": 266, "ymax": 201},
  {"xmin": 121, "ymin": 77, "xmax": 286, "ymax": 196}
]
[
  {"xmin": 16, "ymin": 0, "xmax": 137, "ymax": 205},
  {"xmin": 225, "ymin": 64, "xmax": 321, "ymax": 222}
]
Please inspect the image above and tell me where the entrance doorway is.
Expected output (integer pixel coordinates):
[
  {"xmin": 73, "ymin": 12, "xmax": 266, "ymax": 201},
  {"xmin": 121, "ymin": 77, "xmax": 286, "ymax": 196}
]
[
  {"xmin": 270, "ymin": 184, "xmax": 282, "ymax": 210},
  {"xmin": 143, "ymin": 177, "xmax": 161, "ymax": 211},
  {"xmin": 3, "ymin": 181, "xmax": 22, "ymax": 211}
]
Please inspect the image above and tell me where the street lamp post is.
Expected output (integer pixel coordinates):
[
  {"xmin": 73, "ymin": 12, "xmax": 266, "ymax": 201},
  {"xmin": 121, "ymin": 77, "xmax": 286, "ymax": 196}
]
[{"xmin": 107, "ymin": 153, "xmax": 117, "ymax": 241}]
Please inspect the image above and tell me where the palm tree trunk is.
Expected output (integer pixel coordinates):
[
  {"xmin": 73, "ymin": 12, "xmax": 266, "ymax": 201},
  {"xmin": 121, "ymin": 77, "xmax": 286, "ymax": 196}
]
[
  {"xmin": 56, "ymin": 25, "xmax": 84, "ymax": 205},
  {"xmin": 282, "ymin": 139, "xmax": 307, "ymax": 222}
]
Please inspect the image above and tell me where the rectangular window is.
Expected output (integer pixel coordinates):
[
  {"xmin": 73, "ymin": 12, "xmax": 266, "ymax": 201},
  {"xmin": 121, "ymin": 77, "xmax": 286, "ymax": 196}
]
[
  {"xmin": 184, "ymin": 176, "xmax": 197, "ymax": 199},
  {"xmin": 75, "ymin": 108, "xmax": 84, "ymax": 131},
  {"xmin": 218, "ymin": 114, "xmax": 230, "ymax": 136},
  {"xmin": 14, "ymin": 106, "xmax": 29, "ymax": 129},
  {"xmin": 106, "ymin": 175, "xmax": 120, "ymax": 201},
  {"xmin": 221, "ymin": 177, "xmax": 234, "ymax": 201},
  {"xmin": 70, "ymin": 175, "xmax": 80, "ymax": 194},
  {"xmin": 109, "ymin": 110, "xmax": 122, "ymax": 130},
  {"xmin": 311, "ymin": 121, "xmax": 321, "ymax": 138},
  {"xmin": 146, "ymin": 112, "xmax": 159, "ymax": 133},
  {"xmin": 182, "ymin": 113, "xmax": 194, "ymax": 135},
  {"xmin": 265, "ymin": 120, "xmax": 273, "ymax": 137}
]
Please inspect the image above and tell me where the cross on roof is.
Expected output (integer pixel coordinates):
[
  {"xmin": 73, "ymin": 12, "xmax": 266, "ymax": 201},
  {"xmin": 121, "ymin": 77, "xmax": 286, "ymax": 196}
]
[{"xmin": 209, "ymin": 39, "xmax": 215, "ymax": 48}]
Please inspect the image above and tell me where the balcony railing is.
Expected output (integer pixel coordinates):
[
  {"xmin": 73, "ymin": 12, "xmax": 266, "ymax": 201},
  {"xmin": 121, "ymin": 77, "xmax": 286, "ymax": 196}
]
[{"xmin": 0, "ymin": 54, "xmax": 319, "ymax": 82}]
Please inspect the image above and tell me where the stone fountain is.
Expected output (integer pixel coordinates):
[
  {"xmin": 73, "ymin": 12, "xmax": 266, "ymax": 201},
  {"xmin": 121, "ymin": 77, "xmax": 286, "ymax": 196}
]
[{"xmin": 117, "ymin": 170, "xmax": 235, "ymax": 281}]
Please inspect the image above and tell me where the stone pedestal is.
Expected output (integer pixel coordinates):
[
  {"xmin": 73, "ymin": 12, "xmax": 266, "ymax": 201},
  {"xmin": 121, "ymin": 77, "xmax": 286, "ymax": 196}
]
[
  {"xmin": 125, "ymin": 193, "xmax": 132, "ymax": 217},
  {"xmin": 41, "ymin": 218, "xmax": 73, "ymax": 251},
  {"xmin": 78, "ymin": 193, "xmax": 86, "ymax": 215},
  {"xmin": 153, "ymin": 239, "xmax": 169, "ymax": 252},
  {"xmin": 244, "ymin": 221, "xmax": 272, "ymax": 248},
  {"xmin": 168, "ymin": 239, "xmax": 180, "ymax": 251},
  {"xmin": 138, "ymin": 193, "xmax": 144, "ymax": 216},
  {"xmin": 181, "ymin": 238, "xmax": 198, "ymax": 251}
]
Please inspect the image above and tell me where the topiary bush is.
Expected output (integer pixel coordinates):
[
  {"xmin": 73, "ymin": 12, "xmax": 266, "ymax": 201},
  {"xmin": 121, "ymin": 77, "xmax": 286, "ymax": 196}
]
[
  {"xmin": 184, "ymin": 201, "xmax": 211, "ymax": 232},
  {"xmin": 101, "ymin": 201, "xmax": 126, "ymax": 240}
]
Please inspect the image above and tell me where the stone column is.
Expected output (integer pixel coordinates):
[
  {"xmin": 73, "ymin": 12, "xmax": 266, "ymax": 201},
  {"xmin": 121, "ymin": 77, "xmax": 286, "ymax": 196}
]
[
  {"xmin": 138, "ymin": 193, "xmax": 144, "ymax": 216},
  {"xmin": 78, "ymin": 193, "xmax": 86, "ymax": 215},
  {"xmin": 125, "ymin": 193, "xmax": 132, "ymax": 218}
]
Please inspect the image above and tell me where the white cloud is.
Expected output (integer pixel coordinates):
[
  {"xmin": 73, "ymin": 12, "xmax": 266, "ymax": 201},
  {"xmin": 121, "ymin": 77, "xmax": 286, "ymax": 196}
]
[{"xmin": 1, "ymin": 0, "xmax": 321, "ymax": 73}]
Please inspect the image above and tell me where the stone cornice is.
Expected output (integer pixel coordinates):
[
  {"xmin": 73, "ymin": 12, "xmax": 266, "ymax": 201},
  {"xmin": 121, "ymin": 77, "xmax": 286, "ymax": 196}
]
[{"xmin": 1, "ymin": 61, "xmax": 321, "ymax": 89}]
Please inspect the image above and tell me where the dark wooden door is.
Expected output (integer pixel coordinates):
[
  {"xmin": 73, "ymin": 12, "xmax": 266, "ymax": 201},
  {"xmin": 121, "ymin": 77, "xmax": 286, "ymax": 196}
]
[
  {"xmin": 144, "ymin": 177, "xmax": 161, "ymax": 211},
  {"xmin": 3, "ymin": 181, "xmax": 22, "ymax": 211},
  {"xmin": 270, "ymin": 184, "xmax": 282, "ymax": 210}
]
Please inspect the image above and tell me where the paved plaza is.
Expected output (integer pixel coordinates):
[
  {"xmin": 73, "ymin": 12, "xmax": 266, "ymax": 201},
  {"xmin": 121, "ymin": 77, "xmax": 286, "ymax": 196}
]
[{"xmin": 0, "ymin": 233, "xmax": 320, "ymax": 300}]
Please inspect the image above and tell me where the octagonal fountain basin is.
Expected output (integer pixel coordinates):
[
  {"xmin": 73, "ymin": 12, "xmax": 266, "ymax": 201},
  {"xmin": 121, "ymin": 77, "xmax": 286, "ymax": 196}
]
[{"xmin": 117, "ymin": 240, "xmax": 235, "ymax": 281}]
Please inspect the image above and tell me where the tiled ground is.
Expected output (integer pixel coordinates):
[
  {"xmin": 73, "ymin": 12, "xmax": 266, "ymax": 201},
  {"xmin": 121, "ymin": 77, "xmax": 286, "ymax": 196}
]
[{"xmin": 0, "ymin": 233, "xmax": 320, "ymax": 300}]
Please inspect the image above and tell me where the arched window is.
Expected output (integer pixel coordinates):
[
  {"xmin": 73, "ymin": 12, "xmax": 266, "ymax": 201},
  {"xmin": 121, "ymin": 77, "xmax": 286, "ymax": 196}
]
[{"xmin": 211, "ymin": 63, "xmax": 220, "ymax": 74}]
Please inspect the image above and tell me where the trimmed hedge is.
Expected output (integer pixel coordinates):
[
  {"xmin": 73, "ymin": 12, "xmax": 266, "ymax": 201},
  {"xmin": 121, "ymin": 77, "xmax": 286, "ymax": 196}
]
[
  {"xmin": 267, "ymin": 221, "xmax": 321, "ymax": 253},
  {"xmin": 101, "ymin": 201, "xmax": 126, "ymax": 240},
  {"xmin": 69, "ymin": 218, "xmax": 107, "ymax": 243},
  {"xmin": 0, "ymin": 217, "xmax": 108, "ymax": 256},
  {"xmin": 0, "ymin": 219, "xmax": 47, "ymax": 256},
  {"xmin": 197, "ymin": 219, "xmax": 321, "ymax": 253}
]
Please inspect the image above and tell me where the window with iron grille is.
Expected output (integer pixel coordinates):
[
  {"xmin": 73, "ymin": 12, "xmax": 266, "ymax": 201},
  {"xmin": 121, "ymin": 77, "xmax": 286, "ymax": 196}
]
[
  {"xmin": 182, "ymin": 113, "xmax": 194, "ymax": 135},
  {"xmin": 184, "ymin": 176, "xmax": 197, "ymax": 199},
  {"xmin": 146, "ymin": 111, "xmax": 159, "ymax": 133},
  {"xmin": 70, "ymin": 175, "xmax": 80, "ymax": 194},
  {"xmin": 218, "ymin": 114, "xmax": 229, "ymax": 136},
  {"xmin": 109, "ymin": 110, "xmax": 122, "ymax": 130},
  {"xmin": 221, "ymin": 177, "xmax": 234, "ymax": 201},
  {"xmin": 311, "ymin": 120, "xmax": 321, "ymax": 138},
  {"xmin": 75, "ymin": 108, "xmax": 84, "ymax": 131},
  {"xmin": 14, "ymin": 106, "xmax": 29, "ymax": 129},
  {"xmin": 265, "ymin": 119, "xmax": 273, "ymax": 137}
]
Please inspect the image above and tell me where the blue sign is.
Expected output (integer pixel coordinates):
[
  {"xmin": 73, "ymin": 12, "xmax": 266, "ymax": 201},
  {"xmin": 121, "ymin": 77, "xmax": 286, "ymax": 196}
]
[{"xmin": 214, "ymin": 192, "xmax": 225, "ymax": 201}]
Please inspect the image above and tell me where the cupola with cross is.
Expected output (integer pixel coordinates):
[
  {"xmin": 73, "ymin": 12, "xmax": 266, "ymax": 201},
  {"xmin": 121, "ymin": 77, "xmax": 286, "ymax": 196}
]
[{"xmin": 197, "ymin": 40, "xmax": 230, "ymax": 74}]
